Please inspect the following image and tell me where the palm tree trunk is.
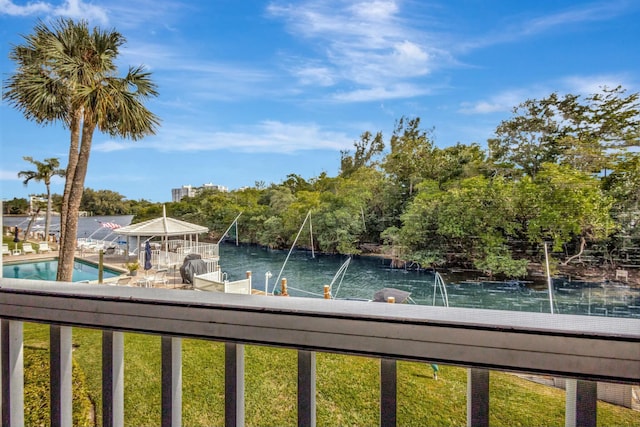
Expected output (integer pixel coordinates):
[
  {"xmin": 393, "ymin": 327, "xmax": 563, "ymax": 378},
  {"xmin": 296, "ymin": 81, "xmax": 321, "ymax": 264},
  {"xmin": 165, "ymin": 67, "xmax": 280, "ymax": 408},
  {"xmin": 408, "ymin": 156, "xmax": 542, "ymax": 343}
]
[
  {"xmin": 24, "ymin": 207, "xmax": 42, "ymax": 242},
  {"xmin": 59, "ymin": 108, "xmax": 82, "ymax": 261},
  {"xmin": 57, "ymin": 116, "xmax": 94, "ymax": 282},
  {"xmin": 45, "ymin": 184, "xmax": 52, "ymax": 240}
]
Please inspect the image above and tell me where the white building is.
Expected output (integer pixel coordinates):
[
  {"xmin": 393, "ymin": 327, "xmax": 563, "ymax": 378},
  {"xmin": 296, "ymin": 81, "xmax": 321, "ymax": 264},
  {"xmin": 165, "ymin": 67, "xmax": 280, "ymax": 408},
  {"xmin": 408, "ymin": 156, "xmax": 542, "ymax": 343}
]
[
  {"xmin": 29, "ymin": 195, "xmax": 47, "ymax": 214},
  {"xmin": 201, "ymin": 182, "xmax": 229, "ymax": 192},
  {"xmin": 171, "ymin": 185, "xmax": 196, "ymax": 202},
  {"xmin": 171, "ymin": 183, "xmax": 228, "ymax": 202}
]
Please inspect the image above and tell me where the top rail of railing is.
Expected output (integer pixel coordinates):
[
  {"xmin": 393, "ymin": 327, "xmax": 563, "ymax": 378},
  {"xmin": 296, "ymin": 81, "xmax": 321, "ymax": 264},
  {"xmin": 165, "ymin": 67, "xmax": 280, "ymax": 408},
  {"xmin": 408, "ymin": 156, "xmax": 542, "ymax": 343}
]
[{"xmin": 0, "ymin": 278, "xmax": 638, "ymax": 384}]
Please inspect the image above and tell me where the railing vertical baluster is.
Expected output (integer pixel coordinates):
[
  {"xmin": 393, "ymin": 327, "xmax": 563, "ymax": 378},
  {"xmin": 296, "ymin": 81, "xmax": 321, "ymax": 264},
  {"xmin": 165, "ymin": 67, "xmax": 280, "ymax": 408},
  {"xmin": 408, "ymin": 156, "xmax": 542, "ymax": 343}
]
[
  {"xmin": 298, "ymin": 350, "xmax": 316, "ymax": 427},
  {"xmin": 1, "ymin": 320, "xmax": 24, "ymax": 427},
  {"xmin": 50, "ymin": 325, "xmax": 72, "ymax": 427},
  {"xmin": 102, "ymin": 331, "xmax": 124, "ymax": 427},
  {"xmin": 380, "ymin": 358, "xmax": 397, "ymax": 427},
  {"xmin": 565, "ymin": 379, "xmax": 597, "ymax": 427},
  {"xmin": 225, "ymin": 343, "xmax": 245, "ymax": 427},
  {"xmin": 162, "ymin": 336, "xmax": 182, "ymax": 427},
  {"xmin": 467, "ymin": 368, "xmax": 489, "ymax": 427}
]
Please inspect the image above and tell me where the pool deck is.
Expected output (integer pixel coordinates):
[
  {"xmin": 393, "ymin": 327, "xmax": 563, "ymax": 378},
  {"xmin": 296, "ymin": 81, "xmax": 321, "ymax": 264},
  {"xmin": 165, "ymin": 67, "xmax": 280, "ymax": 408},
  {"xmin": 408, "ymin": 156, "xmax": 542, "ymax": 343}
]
[{"xmin": 2, "ymin": 248, "xmax": 186, "ymax": 289}]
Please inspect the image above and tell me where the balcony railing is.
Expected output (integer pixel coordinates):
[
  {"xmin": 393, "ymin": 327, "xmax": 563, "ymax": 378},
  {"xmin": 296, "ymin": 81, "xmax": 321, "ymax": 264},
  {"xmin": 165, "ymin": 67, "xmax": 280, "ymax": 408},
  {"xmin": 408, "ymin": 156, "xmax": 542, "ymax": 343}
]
[{"xmin": 0, "ymin": 278, "xmax": 639, "ymax": 427}]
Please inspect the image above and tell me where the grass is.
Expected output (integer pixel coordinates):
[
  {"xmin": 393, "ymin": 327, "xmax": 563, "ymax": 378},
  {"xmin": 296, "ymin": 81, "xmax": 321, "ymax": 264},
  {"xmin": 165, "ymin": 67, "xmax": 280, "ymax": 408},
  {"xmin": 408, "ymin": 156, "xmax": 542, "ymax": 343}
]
[
  {"xmin": 21, "ymin": 327, "xmax": 94, "ymax": 426},
  {"xmin": 19, "ymin": 322, "xmax": 640, "ymax": 426},
  {"xmin": 2, "ymin": 235, "xmax": 48, "ymax": 254}
]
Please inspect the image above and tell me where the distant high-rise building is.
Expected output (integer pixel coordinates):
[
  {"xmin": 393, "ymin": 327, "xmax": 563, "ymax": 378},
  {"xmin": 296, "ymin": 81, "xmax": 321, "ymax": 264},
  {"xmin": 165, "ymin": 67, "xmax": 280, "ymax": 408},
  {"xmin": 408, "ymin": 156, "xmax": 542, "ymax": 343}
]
[
  {"xmin": 201, "ymin": 182, "xmax": 229, "ymax": 192},
  {"xmin": 171, "ymin": 183, "xmax": 228, "ymax": 202},
  {"xmin": 171, "ymin": 185, "xmax": 196, "ymax": 202},
  {"xmin": 29, "ymin": 195, "xmax": 47, "ymax": 214}
]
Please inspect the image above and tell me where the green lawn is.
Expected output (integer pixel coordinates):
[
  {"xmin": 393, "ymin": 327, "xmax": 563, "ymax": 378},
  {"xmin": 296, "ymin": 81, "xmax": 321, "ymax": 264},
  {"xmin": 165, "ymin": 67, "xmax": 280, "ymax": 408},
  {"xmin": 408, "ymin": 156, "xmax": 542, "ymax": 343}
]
[{"xmin": 20, "ymin": 323, "xmax": 640, "ymax": 426}]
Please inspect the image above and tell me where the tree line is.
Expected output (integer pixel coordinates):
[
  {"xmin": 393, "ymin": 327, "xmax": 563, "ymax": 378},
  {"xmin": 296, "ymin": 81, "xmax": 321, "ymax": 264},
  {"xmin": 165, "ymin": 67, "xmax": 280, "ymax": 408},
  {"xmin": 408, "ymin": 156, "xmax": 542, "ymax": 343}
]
[
  {"xmin": 6, "ymin": 87, "xmax": 639, "ymax": 278},
  {"xmin": 3, "ymin": 189, "xmax": 154, "ymax": 217},
  {"xmin": 161, "ymin": 87, "xmax": 638, "ymax": 277},
  {"xmin": 7, "ymin": 87, "xmax": 639, "ymax": 277}
]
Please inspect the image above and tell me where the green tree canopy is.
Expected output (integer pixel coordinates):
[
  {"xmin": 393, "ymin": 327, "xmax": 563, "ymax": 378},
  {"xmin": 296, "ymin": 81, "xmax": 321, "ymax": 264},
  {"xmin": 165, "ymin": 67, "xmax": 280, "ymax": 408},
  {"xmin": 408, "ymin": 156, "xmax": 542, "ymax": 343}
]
[
  {"xmin": 4, "ymin": 19, "xmax": 160, "ymax": 280},
  {"xmin": 489, "ymin": 87, "xmax": 639, "ymax": 178},
  {"xmin": 525, "ymin": 163, "xmax": 616, "ymax": 254},
  {"xmin": 340, "ymin": 130, "xmax": 384, "ymax": 177},
  {"xmin": 17, "ymin": 156, "xmax": 65, "ymax": 237}
]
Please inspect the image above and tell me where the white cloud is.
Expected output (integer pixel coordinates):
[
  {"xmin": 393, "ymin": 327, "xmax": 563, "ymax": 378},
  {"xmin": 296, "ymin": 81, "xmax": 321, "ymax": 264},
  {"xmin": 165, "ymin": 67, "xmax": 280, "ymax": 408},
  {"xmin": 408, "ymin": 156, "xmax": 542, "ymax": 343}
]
[
  {"xmin": 562, "ymin": 74, "xmax": 634, "ymax": 95},
  {"xmin": 350, "ymin": 0, "xmax": 398, "ymax": 21},
  {"xmin": 332, "ymin": 83, "xmax": 432, "ymax": 102},
  {"xmin": 521, "ymin": 1, "xmax": 628, "ymax": 36},
  {"xmin": 100, "ymin": 0, "xmax": 187, "ymax": 30},
  {"xmin": 459, "ymin": 73, "xmax": 637, "ymax": 116},
  {"xmin": 0, "ymin": 0, "xmax": 50, "ymax": 15},
  {"xmin": 391, "ymin": 40, "xmax": 430, "ymax": 75},
  {"xmin": 458, "ymin": 0, "xmax": 636, "ymax": 51},
  {"xmin": 459, "ymin": 101, "xmax": 506, "ymax": 115},
  {"xmin": 117, "ymin": 42, "xmax": 280, "ymax": 103},
  {"xmin": 53, "ymin": 0, "xmax": 108, "ymax": 24},
  {"xmin": 459, "ymin": 90, "xmax": 530, "ymax": 114},
  {"xmin": 267, "ymin": 0, "xmax": 449, "ymax": 101},
  {"xmin": 0, "ymin": 0, "xmax": 108, "ymax": 24},
  {"xmin": 94, "ymin": 120, "xmax": 353, "ymax": 154},
  {"xmin": 292, "ymin": 64, "xmax": 336, "ymax": 86}
]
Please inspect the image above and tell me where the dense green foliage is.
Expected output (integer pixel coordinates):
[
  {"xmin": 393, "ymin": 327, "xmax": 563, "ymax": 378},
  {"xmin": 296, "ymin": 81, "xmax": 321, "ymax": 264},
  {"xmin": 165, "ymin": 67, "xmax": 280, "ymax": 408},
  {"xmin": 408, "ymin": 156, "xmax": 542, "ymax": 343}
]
[
  {"xmin": 152, "ymin": 89, "xmax": 637, "ymax": 277},
  {"xmin": 7, "ymin": 87, "xmax": 639, "ymax": 277}
]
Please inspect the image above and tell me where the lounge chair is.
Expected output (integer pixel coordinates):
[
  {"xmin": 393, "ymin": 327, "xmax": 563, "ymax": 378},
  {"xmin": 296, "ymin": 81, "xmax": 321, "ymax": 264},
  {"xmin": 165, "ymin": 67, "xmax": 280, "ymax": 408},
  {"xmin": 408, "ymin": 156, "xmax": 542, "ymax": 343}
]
[
  {"xmin": 116, "ymin": 276, "xmax": 131, "ymax": 286},
  {"xmin": 88, "ymin": 241, "xmax": 105, "ymax": 252},
  {"xmin": 151, "ymin": 269, "xmax": 169, "ymax": 286},
  {"xmin": 37, "ymin": 242, "xmax": 51, "ymax": 253},
  {"xmin": 2, "ymin": 244, "xmax": 10, "ymax": 256},
  {"xmin": 135, "ymin": 269, "xmax": 169, "ymax": 288},
  {"xmin": 22, "ymin": 243, "xmax": 36, "ymax": 255}
]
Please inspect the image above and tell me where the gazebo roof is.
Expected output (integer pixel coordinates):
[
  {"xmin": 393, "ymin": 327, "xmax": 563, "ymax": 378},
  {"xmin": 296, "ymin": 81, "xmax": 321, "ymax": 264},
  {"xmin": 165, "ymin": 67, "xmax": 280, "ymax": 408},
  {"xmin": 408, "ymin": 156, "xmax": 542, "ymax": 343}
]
[{"xmin": 116, "ymin": 210, "xmax": 208, "ymax": 237}]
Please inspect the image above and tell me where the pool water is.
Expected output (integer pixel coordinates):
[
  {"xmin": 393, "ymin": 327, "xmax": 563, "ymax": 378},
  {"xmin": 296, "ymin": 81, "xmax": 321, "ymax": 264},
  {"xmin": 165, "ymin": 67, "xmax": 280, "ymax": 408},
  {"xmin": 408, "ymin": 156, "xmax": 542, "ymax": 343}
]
[{"xmin": 3, "ymin": 259, "xmax": 120, "ymax": 282}]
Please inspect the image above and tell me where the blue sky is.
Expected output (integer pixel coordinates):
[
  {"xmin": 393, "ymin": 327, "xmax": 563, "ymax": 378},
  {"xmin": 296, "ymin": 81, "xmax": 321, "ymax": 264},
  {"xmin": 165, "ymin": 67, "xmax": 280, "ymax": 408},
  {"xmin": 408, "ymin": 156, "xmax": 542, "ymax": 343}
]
[{"xmin": 1, "ymin": 0, "xmax": 638, "ymax": 203}]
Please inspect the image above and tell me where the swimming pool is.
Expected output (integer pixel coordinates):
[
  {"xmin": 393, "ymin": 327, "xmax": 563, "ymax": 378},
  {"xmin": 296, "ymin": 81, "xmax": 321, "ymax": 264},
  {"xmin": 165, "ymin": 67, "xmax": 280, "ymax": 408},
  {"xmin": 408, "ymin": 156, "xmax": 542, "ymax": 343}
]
[{"xmin": 3, "ymin": 258, "xmax": 121, "ymax": 282}]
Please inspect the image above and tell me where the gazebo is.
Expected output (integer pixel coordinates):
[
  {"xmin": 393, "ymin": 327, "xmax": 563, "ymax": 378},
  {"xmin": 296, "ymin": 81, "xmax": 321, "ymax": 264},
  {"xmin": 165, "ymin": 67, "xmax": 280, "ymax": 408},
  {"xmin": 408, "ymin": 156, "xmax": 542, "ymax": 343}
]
[{"xmin": 115, "ymin": 206, "xmax": 213, "ymax": 268}]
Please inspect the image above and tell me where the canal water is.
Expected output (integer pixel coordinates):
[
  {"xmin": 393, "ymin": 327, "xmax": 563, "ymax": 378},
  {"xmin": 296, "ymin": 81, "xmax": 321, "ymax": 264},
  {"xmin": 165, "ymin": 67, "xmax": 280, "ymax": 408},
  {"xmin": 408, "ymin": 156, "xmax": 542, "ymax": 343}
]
[
  {"xmin": 3, "ymin": 215, "xmax": 639, "ymax": 318},
  {"xmin": 217, "ymin": 243, "xmax": 640, "ymax": 319},
  {"xmin": 3, "ymin": 214, "xmax": 134, "ymax": 242}
]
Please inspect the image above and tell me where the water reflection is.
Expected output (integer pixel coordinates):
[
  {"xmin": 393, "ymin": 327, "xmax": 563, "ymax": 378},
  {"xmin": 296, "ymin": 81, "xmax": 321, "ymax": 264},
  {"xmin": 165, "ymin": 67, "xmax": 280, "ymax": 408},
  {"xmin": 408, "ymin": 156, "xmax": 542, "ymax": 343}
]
[{"xmin": 218, "ymin": 243, "xmax": 640, "ymax": 319}]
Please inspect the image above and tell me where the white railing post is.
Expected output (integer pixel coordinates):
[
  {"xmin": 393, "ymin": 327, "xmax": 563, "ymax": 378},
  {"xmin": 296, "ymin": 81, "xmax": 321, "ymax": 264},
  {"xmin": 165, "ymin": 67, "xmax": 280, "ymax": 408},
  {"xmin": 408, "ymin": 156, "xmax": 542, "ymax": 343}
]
[
  {"xmin": 1, "ymin": 320, "xmax": 24, "ymax": 427},
  {"xmin": 298, "ymin": 350, "xmax": 316, "ymax": 427},
  {"xmin": 380, "ymin": 358, "xmax": 397, "ymax": 427},
  {"xmin": 225, "ymin": 343, "xmax": 245, "ymax": 427},
  {"xmin": 162, "ymin": 336, "xmax": 182, "ymax": 427},
  {"xmin": 565, "ymin": 379, "xmax": 597, "ymax": 427},
  {"xmin": 467, "ymin": 368, "xmax": 489, "ymax": 427},
  {"xmin": 102, "ymin": 331, "xmax": 124, "ymax": 427},
  {"xmin": 50, "ymin": 325, "xmax": 72, "ymax": 427}
]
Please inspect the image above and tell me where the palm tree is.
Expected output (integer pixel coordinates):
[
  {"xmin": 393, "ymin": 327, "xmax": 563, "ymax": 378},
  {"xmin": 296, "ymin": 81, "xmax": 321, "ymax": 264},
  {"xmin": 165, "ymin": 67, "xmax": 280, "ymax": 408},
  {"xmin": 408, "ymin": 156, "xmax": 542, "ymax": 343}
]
[
  {"xmin": 4, "ymin": 19, "xmax": 160, "ymax": 281},
  {"xmin": 18, "ymin": 156, "xmax": 65, "ymax": 240}
]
